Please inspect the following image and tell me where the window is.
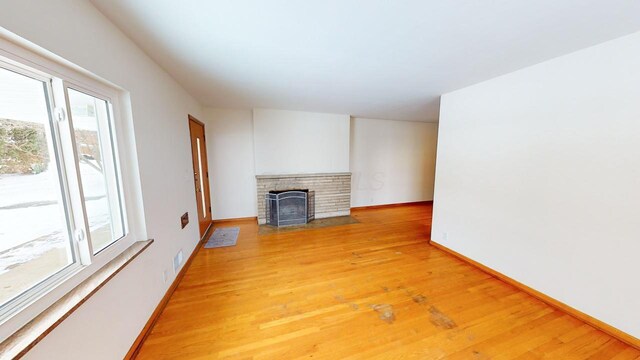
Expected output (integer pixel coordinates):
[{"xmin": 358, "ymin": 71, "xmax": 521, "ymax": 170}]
[
  {"xmin": 0, "ymin": 65, "xmax": 75, "ymax": 308},
  {"xmin": 0, "ymin": 47, "xmax": 133, "ymax": 322},
  {"xmin": 68, "ymin": 88, "xmax": 125, "ymax": 253}
]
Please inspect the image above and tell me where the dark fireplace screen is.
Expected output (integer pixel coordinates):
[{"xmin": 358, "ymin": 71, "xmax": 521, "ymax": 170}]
[{"xmin": 265, "ymin": 189, "xmax": 315, "ymax": 226}]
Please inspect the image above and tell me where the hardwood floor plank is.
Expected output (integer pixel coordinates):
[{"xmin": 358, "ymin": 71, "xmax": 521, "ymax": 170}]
[{"xmin": 135, "ymin": 204, "xmax": 639, "ymax": 359}]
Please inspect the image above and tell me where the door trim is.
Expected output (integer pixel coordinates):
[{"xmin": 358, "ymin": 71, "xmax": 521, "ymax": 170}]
[
  {"xmin": 187, "ymin": 115, "xmax": 212, "ymax": 239},
  {"xmin": 188, "ymin": 114, "xmax": 205, "ymax": 127},
  {"xmin": 201, "ymin": 222, "xmax": 213, "ymax": 241}
]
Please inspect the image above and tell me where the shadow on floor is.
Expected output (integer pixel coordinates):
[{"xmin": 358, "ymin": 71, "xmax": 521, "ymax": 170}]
[{"xmin": 258, "ymin": 216, "xmax": 359, "ymax": 235}]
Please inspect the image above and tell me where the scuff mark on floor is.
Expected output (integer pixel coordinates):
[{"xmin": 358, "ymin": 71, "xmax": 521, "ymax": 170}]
[
  {"xmin": 429, "ymin": 306, "xmax": 457, "ymax": 329},
  {"xmin": 277, "ymin": 303, "xmax": 292, "ymax": 317},
  {"xmin": 412, "ymin": 294, "xmax": 428, "ymax": 304},
  {"xmin": 398, "ymin": 285, "xmax": 415, "ymax": 297},
  {"xmin": 371, "ymin": 304, "xmax": 396, "ymax": 324},
  {"xmin": 335, "ymin": 295, "xmax": 359, "ymax": 311},
  {"xmin": 472, "ymin": 349, "xmax": 490, "ymax": 359},
  {"xmin": 382, "ymin": 286, "xmax": 390, "ymax": 293},
  {"xmin": 446, "ymin": 329, "xmax": 463, "ymax": 340}
]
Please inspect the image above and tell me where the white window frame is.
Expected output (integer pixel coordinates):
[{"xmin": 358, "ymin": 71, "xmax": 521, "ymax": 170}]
[
  {"xmin": 62, "ymin": 81, "xmax": 129, "ymax": 256},
  {"xmin": 0, "ymin": 32, "xmax": 145, "ymax": 337}
]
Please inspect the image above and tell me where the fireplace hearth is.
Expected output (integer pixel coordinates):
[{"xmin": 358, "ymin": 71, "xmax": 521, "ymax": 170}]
[{"xmin": 266, "ymin": 189, "xmax": 315, "ymax": 226}]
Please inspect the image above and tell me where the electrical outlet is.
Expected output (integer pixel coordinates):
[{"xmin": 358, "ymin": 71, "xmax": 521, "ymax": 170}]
[{"xmin": 173, "ymin": 249, "xmax": 184, "ymax": 273}]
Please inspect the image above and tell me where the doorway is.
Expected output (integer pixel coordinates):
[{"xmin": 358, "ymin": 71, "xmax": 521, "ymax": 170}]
[{"xmin": 188, "ymin": 115, "xmax": 212, "ymax": 239}]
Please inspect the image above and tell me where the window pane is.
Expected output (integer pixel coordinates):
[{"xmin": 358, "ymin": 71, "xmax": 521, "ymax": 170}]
[
  {"xmin": 0, "ymin": 67, "xmax": 74, "ymax": 306},
  {"xmin": 68, "ymin": 89, "xmax": 125, "ymax": 254},
  {"xmin": 197, "ymin": 137, "xmax": 206, "ymax": 217}
]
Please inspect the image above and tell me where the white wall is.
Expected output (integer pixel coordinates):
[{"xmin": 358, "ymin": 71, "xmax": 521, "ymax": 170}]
[
  {"xmin": 0, "ymin": 1, "xmax": 204, "ymax": 359},
  {"xmin": 350, "ymin": 118, "xmax": 438, "ymax": 207},
  {"xmin": 433, "ymin": 31, "xmax": 640, "ymax": 338},
  {"xmin": 253, "ymin": 109, "xmax": 350, "ymax": 175},
  {"xmin": 203, "ymin": 112, "xmax": 440, "ymax": 219},
  {"xmin": 203, "ymin": 108, "xmax": 257, "ymax": 220}
]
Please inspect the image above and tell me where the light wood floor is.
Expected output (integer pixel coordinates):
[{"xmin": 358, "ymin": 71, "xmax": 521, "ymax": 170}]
[{"xmin": 136, "ymin": 203, "xmax": 639, "ymax": 359}]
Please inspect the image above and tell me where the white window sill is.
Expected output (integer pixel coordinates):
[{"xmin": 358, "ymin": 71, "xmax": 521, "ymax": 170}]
[{"xmin": 0, "ymin": 239, "xmax": 153, "ymax": 359}]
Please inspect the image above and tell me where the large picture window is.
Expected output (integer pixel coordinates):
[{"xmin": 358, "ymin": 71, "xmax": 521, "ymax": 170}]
[{"xmin": 0, "ymin": 55, "xmax": 129, "ymax": 321}]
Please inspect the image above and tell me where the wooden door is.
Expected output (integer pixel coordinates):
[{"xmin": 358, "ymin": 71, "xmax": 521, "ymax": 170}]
[{"xmin": 188, "ymin": 115, "xmax": 212, "ymax": 238}]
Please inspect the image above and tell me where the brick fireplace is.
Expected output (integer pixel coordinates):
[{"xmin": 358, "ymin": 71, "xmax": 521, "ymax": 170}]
[{"xmin": 256, "ymin": 173, "xmax": 351, "ymax": 225}]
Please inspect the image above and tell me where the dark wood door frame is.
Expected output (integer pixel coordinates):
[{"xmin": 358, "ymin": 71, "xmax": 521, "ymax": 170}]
[{"xmin": 188, "ymin": 115, "xmax": 212, "ymax": 239}]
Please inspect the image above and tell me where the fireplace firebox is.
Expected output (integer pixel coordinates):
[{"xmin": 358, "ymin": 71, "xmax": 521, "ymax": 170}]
[{"xmin": 265, "ymin": 189, "xmax": 315, "ymax": 226}]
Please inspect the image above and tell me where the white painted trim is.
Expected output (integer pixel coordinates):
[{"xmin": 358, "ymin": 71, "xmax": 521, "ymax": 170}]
[{"xmin": 0, "ymin": 30, "xmax": 146, "ymax": 340}]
